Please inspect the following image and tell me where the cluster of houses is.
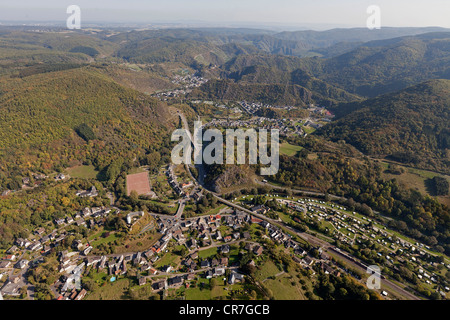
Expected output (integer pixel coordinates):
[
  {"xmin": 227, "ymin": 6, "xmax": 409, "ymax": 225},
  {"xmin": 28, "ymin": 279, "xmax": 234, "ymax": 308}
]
[
  {"xmin": 54, "ymin": 206, "xmax": 113, "ymax": 229},
  {"xmin": 133, "ymin": 211, "xmax": 256, "ymax": 285},
  {"xmin": 307, "ymin": 105, "xmax": 334, "ymax": 119},
  {"xmin": 0, "ymin": 205, "xmax": 117, "ymax": 298},
  {"xmin": 85, "ymin": 251, "xmax": 158, "ymax": 277},
  {"xmin": 0, "ymin": 197, "xmax": 371, "ymax": 300},
  {"xmin": 239, "ymin": 101, "xmax": 295, "ymax": 114},
  {"xmin": 245, "ymin": 207, "xmax": 341, "ymax": 274},
  {"xmin": 179, "ymin": 245, "xmax": 245, "ymax": 284},
  {"xmin": 59, "ymin": 251, "xmax": 83, "ymax": 274},
  {"xmin": 166, "ymin": 165, "xmax": 203, "ymax": 202},
  {"xmin": 154, "ymin": 75, "xmax": 208, "ymax": 100},
  {"xmin": 204, "ymin": 117, "xmax": 303, "ymax": 137},
  {"xmin": 0, "ymin": 274, "xmax": 26, "ymax": 297},
  {"xmin": 246, "ymin": 200, "xmax": 352, "ymax": 275},
  {"xmin": 250, "ymin": 215, "xmax": 295, "ymax": 248},
  {"xmin": 9, "ymin": 226, "xmax": 69, "ymax": 257},
  {"xmin": 151, "ymin": 273, "xmax": 199, "ymax": 292},
  {"xmin": 155, "ymin": 89, "xmax": 190, "ymax": 100},
  {"xmin": 184, "ymin": 211, "xmax": 255, "ymax": 248},
  {"xmin": 166, "ymin": 165, "xmax": 186, "ymax": 197},
  {"xmin": 3, "ymin": 177, "xmax": 447, "ymax": 301},
  {"xmin": 171, "ymin": 74, "xmax": 208, "ymax": 89},
  {"xmin": 0, "ymin": 255, "xmax": 29, "ymax": 270},
  {"xmin": 55, "ymin": 250, "xmax": 158, "ymax": 299},
  {"xmin": 56, "ymin": 251, "xmax": 90, "ymax": 300},
  {"xmin": 59, "ymin": 241, "xmax": 247, "ymax": 298},
  {"xmin": 154, "ymin": 215, "xmax": 187, "ymax": 248},
  {"xmin": 57, "ymin": 288, "xmax": 87, "ymax": 300}
]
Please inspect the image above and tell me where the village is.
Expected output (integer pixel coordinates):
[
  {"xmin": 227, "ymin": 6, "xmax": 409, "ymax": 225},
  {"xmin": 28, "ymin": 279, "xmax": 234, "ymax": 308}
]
[
  {"xmin": 153, "ymin": 74, "xmax": 208, "ymax": 100},
  {"xmin": 203, "ymin": 117, "xmax": 305, "ymax": 137},
  {"xmin": 239, "ymin": 101, "xmax": 296, "ymax": 114},
  {"xmin": 0, "ymin": 194, "xmax": 307, "ymax": 300},
  {"xmin": 0, "ymin": 102, "xmax": 447, "ymax": 300},
  {"xmin": 1, "ymin": 158, "xmax": 449, "ymax": 300},
  {"xmin": 0, "ymin": 158, "xmax": 361, "ymax": 301}
]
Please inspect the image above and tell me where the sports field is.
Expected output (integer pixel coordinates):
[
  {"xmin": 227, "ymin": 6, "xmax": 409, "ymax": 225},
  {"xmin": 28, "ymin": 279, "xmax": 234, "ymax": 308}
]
[{"xmin": 126, "ymin": 171, "xmax": 151, "ymax": 196}]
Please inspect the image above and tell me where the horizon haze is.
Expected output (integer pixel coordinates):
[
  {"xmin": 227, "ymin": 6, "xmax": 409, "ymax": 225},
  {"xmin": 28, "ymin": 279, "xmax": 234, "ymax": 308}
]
[{"xmin": 0, "ymin": 0, "xmax": 449, "ymax": 31}]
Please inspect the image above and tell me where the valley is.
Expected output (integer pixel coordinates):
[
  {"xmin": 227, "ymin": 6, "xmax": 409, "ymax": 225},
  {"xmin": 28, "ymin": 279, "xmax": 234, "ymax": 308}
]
[{"xmin": 0, "ymin": 25, "xmax": 448, "ymax": 302}]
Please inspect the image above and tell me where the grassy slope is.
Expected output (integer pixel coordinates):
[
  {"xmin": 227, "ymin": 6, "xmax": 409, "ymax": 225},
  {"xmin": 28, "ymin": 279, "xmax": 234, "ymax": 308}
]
[{"xmin": 280, "ymin": 142, "xmax": 303, "ymax": 156}]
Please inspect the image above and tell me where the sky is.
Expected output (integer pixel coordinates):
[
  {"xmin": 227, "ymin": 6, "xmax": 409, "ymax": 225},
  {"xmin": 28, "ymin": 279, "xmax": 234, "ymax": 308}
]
[{"xmin": 0, "ymin": 0, "xmax": 449, "ymax": 30}]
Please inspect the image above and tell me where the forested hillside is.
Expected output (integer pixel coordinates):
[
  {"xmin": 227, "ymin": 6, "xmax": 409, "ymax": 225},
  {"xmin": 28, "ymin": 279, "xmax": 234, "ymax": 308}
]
[
  {"xmin": 313, "ymin": 32, "xmax": 450, "ymax": 97},
  {"xmin": 0, "ymin": 67, "xmax": 176, "ymax": 191},
  {"xmin": 216, "ymin": 54, "xmax": 362, "ymax": 104},
  {"xmin": 189, "ymin": 79, "xmax": 314, "ymax": 106},
  {"xmin": 318, "ymin": 79, "xmax": 450, "ymax": 173}
]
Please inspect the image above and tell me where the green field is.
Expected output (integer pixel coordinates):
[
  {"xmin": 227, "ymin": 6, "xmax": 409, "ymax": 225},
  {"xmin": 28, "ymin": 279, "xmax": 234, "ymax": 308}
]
[
  {"xmin": 88, "ymin": 230, "xmax": 105, "ymax": 241},
  {"xmin": 90, "ymin": 232, "xmax": 121, "ymax": 247},
  {"xmin": 254, "ymin": 260, "xmax": 282, "ymax": 282},
  {"xmin": 66, "ymin": 165, "xmax": 98, "ymax": 179},
  {"xmin": 280, "ymin": 142, "xmax": 303, "ymax": 156},
  {"xmin": 183, "ymin": 278, "xmax": 242, "ymax": 300},
  {"xmin": 278, "ymin": 211, "xmax": 295, "ymax": 224},
  {"xmin": 85, "ymin": 278, "xmax": 130, "ymax": 300},
  {"xmin": 142, "ymin": 200, "xmax": 178, "ymax": 214},
  {"xmin": 253, "ymin": 259, "xmax": 307, "ymax": 300},
  {"xmin": 91, "ymin": 271, "xmax": 109, "ymax": 284},
  {"xmin": 128, "ymin": 167, "xmax": 147, "ymax": 175},
  {"xmin": 125, "ymin": 63, "xmax": 142, "ymax": 71},
  {"xmin": 302, "ymin": 126, "xmax": 316, "ymax": 134},
  {"xmin": 380, "ymin": 161, "xmax": 450, "ymax": 206},
  {"xmin": 198, "ymin": 247, "xmax": 218, "ymax": 259},
  {"xmin": 201, "ymin": 204, "xmax": 227, "ymax": 216},
  {"xmin": 263, "ymin": 274, "xmax": 306, "ymax": 300},
  {"xmin": 229, "ymin": 246, "xmax": 241, "ymax": 263},
  {"xmin": 154, "ymin": 252, "xmax": 181, "ymax": 268}
]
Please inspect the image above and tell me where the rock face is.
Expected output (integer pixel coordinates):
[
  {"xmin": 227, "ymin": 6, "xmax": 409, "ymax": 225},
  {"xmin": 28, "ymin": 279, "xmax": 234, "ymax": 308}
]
[{"xmin": 211, "ymin": 165, "xmax": 253, "ymax": 193}]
